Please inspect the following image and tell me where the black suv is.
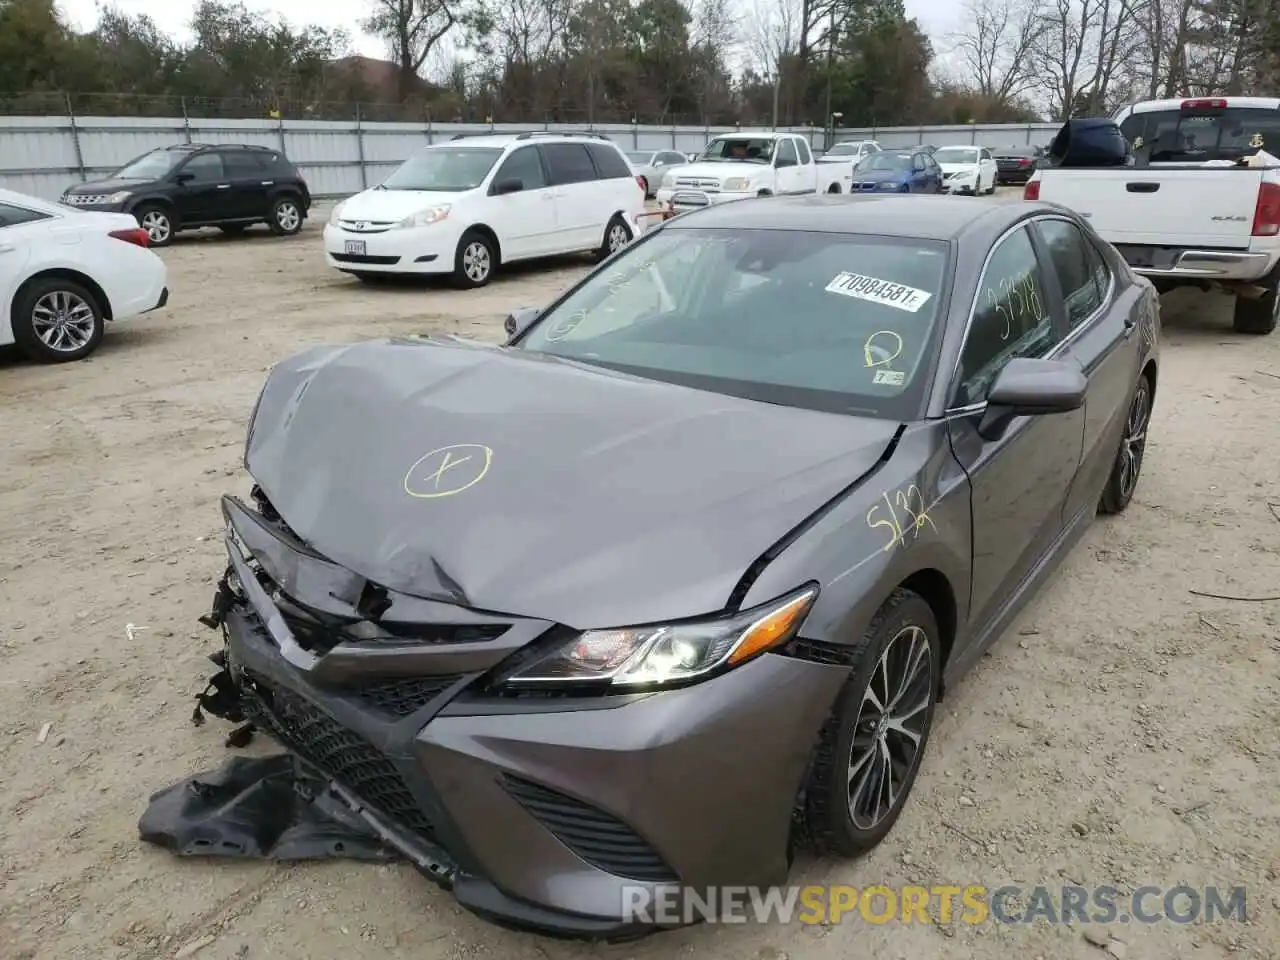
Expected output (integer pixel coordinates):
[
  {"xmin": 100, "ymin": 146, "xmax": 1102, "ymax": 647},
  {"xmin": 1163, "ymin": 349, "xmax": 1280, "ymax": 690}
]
[{"xmin": 60, "ymin": 143, "xmax": 312, "ymax": 246}]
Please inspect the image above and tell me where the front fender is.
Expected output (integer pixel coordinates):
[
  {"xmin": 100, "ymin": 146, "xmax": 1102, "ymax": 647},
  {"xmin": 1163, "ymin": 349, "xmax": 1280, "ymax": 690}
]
[{"xmin": 739, "ymin": 420, "xmax": 971, "ymax": 656}]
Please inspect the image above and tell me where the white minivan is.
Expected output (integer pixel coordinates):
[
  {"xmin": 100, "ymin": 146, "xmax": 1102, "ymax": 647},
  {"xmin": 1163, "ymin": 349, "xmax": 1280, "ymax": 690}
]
[{"xmin": 324, "ymin": 133, "xmax": 647, "ymax": 288}]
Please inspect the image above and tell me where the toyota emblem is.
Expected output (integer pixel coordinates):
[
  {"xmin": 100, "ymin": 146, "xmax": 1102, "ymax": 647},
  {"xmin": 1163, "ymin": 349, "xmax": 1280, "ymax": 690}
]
[{"xmin": 355, "ymin": 221, "xmax": 370, "ymax": 231}]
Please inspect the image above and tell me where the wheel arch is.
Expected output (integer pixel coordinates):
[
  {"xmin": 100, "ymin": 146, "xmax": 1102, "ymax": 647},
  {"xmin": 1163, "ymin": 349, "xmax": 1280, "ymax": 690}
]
[
  {"xmin": 1141, "ymin": 357, "xmax": 1157, "ymax": 401},
  {"xmin": 897, "ymin": 568, "xmax": 958, "ymax": 693},
  {"xmin": 463, "ymin": 223, "xmax": 503, "ymax": 265},
  {"xmin": 15, "ymin": 268, "xmax": 113, "ymax": 321}
]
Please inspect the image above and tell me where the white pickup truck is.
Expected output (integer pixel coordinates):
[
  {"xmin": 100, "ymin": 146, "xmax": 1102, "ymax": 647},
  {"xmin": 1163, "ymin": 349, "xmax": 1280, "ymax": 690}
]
[
  {"xmin": 654, "ymin": 131, "xmax": 844, "ymax": 212},
  {"xmin": 1025, "ymin": 96, "xmax": 1280, "ymax": 334}
]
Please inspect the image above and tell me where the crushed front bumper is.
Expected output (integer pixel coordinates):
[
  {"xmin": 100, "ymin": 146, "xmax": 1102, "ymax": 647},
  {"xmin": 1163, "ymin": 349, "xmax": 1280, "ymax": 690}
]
[{"xmin": 203, "ymin": 493, "xmax": 849, "ymax": 938}]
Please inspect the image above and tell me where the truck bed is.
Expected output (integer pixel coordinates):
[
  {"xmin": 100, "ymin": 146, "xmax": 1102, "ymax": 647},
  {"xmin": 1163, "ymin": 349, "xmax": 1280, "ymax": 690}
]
[{"xmin": 1031, "ymin": 165, "xmax": 1274, "ymax": 249}]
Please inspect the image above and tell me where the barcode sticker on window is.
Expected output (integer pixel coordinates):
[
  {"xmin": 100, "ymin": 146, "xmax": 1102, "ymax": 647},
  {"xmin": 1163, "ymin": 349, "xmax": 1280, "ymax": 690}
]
[{"xmin": 825, "ymin": 272, "xmax": 933, "ymax": 313}]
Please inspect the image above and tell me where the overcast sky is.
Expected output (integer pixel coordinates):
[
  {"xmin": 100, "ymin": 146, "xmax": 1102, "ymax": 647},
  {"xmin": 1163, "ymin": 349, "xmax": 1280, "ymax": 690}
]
[{"xmin": 59, "ymin": 0, "xmax": 963, "ymax": 67}]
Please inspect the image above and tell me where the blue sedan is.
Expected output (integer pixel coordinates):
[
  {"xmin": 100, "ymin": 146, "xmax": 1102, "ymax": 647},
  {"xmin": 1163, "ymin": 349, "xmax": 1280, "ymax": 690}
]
[{"xmin": 847, "ymin": 150, "xmax": 943, "ymax": 194}]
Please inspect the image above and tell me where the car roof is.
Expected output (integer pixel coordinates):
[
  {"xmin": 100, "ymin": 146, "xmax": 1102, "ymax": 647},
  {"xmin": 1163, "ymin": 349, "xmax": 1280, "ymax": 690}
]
[
  {"xmin": 435, "ymin": 133, "xmax": 621, "ymax": 149},
  {"xmin": 665, "ymin": 194, "xmax": 1043, "ymax": 242}
]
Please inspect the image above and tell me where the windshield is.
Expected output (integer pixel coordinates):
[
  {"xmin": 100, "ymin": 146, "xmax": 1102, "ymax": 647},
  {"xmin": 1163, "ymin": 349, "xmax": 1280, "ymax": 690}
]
[
  {"xmin": 934, "ymin": 148, "xmax": 979, "ymax": 164},
  {"xmin": 699, "ymin": 137, "xmax": 776, "ymax": 163},
  {"xmin": 517, "ymin": 227, "xmax": 949, "ymax": 418},
  {"xmin": 381, "ymin": 147, "xmax": 503, "ymax": 191},
  {"xmin": 826, "ymin": 143, "xmax": 860, "ymax": 156},
  {"xmin": 857, "ymin": 153, "xmax": 911, "ymax": 173},
  {"xmin": 625, "ymin": 151, "xmax": 652, "ymax": 163},
  {"xmin": 112, "ymin": 149, "xmax": 186, "ymax": 180},
  {"xmin": 1122, "ymin": 106, "xmax": 1280, "ymax": 163}
]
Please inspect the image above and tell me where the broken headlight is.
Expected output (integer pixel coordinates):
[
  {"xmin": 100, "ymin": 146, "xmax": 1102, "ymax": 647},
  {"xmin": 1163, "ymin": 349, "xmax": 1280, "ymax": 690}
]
[{"xmin": 499, "ymin": 585, "xmax": 817, "ymax": 690}]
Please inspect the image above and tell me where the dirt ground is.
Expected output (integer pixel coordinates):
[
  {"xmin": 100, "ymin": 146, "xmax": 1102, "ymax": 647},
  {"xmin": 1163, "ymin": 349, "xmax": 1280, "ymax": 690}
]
[{"xmin": 1, "ymin": 193, "xmax": 1277, "ymax": 960}]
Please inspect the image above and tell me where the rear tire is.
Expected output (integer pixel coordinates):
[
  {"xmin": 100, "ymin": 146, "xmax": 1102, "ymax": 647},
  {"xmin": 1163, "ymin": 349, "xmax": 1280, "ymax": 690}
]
[
  {"xmin": 1099, "ymin": 374, "xmax": 1153, "ymax": 514},
  {"xmin": 800, "ymin": 589, "xmax": 940, "ymax": 857},
  {"xmin": 827, "ymin": 183, "xmax": 841, "ymax": 194},
  {"xmin": 1232, "ymin": 270, "xmax": 1280, "ymax": 334},
  {"xmin": 135, "ymin": 204, "xmax": 175, "ymax": 247},
  {"xmin": 11, "ymin": 276, "xmax": 106, "ymax": 364}
]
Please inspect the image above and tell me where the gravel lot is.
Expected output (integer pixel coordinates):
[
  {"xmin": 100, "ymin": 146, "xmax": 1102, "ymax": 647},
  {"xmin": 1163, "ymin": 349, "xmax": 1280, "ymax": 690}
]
[{"xmin": 1, "ymin": 192, "xmax": 1278, "ymax": 960}]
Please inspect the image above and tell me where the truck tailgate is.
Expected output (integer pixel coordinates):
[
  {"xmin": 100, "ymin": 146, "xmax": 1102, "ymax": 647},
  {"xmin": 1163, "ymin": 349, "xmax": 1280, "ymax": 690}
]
[{"xmin": 1035, "ymin": 168, "xmax": 1263, "ymax": 248}]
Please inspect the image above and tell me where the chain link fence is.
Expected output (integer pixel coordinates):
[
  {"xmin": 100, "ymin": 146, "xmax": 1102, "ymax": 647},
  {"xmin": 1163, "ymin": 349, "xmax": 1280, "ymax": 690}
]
[{"xmin": 0, "ymin": 91, "xmax": 781, "ymax": 127}]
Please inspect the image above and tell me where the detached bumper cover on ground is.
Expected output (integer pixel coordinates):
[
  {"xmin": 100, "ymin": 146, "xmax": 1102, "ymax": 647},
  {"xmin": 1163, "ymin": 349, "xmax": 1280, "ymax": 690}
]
[{"xmin": 157, "ymin": 488, "xmax": 849, "ymax": 938}]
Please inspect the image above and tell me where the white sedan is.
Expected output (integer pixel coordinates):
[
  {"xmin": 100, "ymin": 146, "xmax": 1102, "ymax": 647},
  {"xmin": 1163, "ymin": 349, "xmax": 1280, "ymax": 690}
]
[
  {"xmin": 0, "ymin": 187, "xmax": 168, "ymax": 363},
  {"xmin": 933, "ymin": 145, "xmax": 999, "ymax": 195}
]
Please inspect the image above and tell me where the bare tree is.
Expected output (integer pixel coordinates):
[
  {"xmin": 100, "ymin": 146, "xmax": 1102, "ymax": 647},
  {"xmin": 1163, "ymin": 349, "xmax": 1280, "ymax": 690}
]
[
  {"xmin": 951, "ymin": 0, "xmax": 1048, "ymax": 106},
  {"xmin": 1029, "ymin": 0, "xmax": 1103, "ymax": 118},
  {"xmin": 364, "ymin": 0, "xmax": 459, "ymax": 99},
  {"xmin": 746, "ymin": 0, "xmax": 800, "ymax": 128}
]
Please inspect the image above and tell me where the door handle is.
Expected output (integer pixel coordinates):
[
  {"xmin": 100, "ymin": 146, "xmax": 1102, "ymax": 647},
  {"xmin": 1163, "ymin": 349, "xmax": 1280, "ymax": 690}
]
[
  {"xmin": 260, "ymin": 180, "xmax": 274, "ymax": 186},
  {"xmin": 216, "ymin": 184, "xmax": 231, "ymax": 189},
  {"xmin": 1126, "ymin": 182, "xmax": 1160, "ymax": 193},
  {"xmin": 0, "ymin": 242, "xmax": 14, "ymax": 253}
]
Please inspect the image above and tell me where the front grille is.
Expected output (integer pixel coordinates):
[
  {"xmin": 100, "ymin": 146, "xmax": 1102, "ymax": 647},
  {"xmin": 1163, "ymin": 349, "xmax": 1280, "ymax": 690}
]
[
  {"xmin": 61, "ymin": 194, "xmax": 112, "ymax": 205},
  {"xmin": 331, "ymin": 253, "xmax": 400, "ymax": 264},
  {"xmin": 674, "ymin": 177, "xmax": 721, "ymax": 193},
  {"xmin": 338, "ymin": 219, "xmax": 395, "ymax": 234},
  {"xmin": 274, "ymin": 597, "xmax": 507, "ymax": 657},
  {"xmin": 503, "ymin": 775, "xmax": 678, "ymax": 882},
  {"xmin": 243, "ymin": 676, "xmax": 437, "ymax": 845},
  {"xmin": 782, "ymin": 636, "xmax": 860, "ymax": 667},
  {"xmin": 355, "ymin": 675, "xmax": 463, "ymax": 718}
]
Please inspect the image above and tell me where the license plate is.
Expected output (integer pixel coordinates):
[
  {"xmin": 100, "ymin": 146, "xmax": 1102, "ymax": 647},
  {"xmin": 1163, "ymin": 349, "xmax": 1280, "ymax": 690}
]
[{"xmin": 344, "ymin": 240, "xmax": 366, "ymax": 255}]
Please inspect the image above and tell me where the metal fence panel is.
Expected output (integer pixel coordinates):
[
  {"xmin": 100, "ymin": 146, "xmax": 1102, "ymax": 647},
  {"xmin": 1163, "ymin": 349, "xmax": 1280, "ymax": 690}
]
[{"xmin": 0, "ymin": 115, "xmax": 1065, "ymax": 200}]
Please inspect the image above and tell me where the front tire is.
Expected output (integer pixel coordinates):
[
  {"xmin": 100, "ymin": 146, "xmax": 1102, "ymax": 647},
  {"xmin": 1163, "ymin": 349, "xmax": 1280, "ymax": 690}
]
[
  {"xmin": 453, "ymin": 230, "xmax": 497, "ymax": 288},
  {"xmin": 134, "ymin": 204, "xmax": 175, "ymax": 247},
  {"xmin": 268, "ymin": 196, "xmax": 303, "ymax": 236},
  {"xmin": 11, "ymin": 276, "xmax": 106, "ymax": 363},
  {"xmin": 1099, "ymin": 374, "xmax": 1152, "ymax": 514},
  {"xmin": 801, "ymin": 589, "xmax": 940, "ymax": 856}
]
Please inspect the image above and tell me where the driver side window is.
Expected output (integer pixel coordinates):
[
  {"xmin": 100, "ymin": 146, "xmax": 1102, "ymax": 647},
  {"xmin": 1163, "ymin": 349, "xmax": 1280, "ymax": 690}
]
[
  {"xmin": 494, "ymin": 146, "xmax": 547, "ymax": 190},
  {"xmin": 954, "ymin": 226, "xmax": 1058, "ymax": 407}
]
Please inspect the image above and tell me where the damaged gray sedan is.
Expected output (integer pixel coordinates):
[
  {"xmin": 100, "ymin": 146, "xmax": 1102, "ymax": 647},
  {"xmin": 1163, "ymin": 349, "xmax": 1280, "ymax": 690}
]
[{"xmin": 196, "ymin": 194, "xmax": 1160, "ymax": 937}]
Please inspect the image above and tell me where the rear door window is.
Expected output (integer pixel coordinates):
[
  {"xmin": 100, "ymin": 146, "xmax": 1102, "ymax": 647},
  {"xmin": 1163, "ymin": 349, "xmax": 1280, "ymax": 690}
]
[
  {"xmin": 222, "ymin": 150, "xmax": 265, "ymax": 178},
  {"xmin": 796, "ymin": 139, "xmax": 812, "ymax": 164},
  {"xmin": 542, "ymin": 143, "xmax": 598, "ymax": 185},
  {"xmin": 1036, "ymin": 219, "xmax": 1104, "ymax": 329},
  {"xmin": 585, "ymin": 143, "xmax": 633, "ymax": 179},
  {"xmin": 0, "ymin": 202, "xmax": 52, "ymax": 228}
]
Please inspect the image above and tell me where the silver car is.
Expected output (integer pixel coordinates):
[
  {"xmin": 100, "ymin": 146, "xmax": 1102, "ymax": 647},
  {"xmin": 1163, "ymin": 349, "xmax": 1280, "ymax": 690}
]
[{"xmin": 625, "ymin": 149, "xmax": 691, "ymax": 198}]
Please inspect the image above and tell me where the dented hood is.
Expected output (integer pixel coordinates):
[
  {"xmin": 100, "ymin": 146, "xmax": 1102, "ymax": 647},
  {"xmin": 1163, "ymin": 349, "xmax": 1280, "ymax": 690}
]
[{"xmin": 244, "ymin": 338, "xmax": 898, "ymax": 629}]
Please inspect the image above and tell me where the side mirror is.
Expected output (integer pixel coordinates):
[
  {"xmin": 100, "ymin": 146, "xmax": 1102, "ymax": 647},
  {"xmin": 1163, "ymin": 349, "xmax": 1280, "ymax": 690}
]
[
  {"xmin": 493, "ymin": 178, "xmax": 524, "ymax": 195},
  {"xmin": 504, "ymin": 306, "xmax": 540, "ymax": 342},
  {"xmin": 978, "ymin": 357, "xmax": 1087, "ymax": 441},
  {"xmin": 174, "ymin": 171, "xmax": 195, "ymax": 184}
]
